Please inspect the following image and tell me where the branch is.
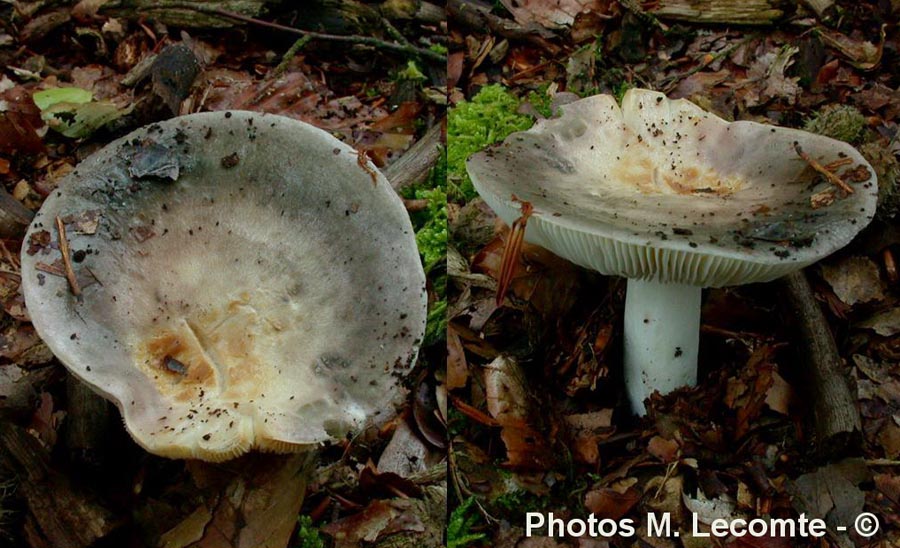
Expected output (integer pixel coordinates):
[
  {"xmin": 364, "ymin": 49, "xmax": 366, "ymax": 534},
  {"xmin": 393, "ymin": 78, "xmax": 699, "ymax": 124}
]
[
  {"xmin": 794, "ymin": 143, "xmax": 855, "ymax": 196},
  {"xmin": 55, "ymin": 216, "xmax": 81, "ymax": 298},
  {"xmin": 781, "ymin": 270, "xmax": 861, "ymax": 459},
  {"xmin": 384, "ymin": 119, "xmax": 444, "ymax": 192},
  {"xmin": 139, "ymin": 2, "xmax": 446, "ymax": 63}
]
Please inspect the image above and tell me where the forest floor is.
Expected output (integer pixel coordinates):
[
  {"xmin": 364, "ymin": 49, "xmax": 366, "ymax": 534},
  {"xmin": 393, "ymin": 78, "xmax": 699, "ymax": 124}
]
[
  {"xmin": 447, "ymin": 1, "xmax": 899, "ymax": 547},
  {"xmin": 0, "ymin": 2, "xmax": 447, "ymax": 548}
]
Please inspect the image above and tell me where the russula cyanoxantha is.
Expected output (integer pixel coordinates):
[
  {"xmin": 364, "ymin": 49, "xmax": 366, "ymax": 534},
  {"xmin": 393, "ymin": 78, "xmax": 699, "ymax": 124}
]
[
  {"xmin": 466, "ymin": 88, "xmax": 877, "ymax": 415},
  {"xmin": 21, "ymin": 111, "xmax": 427, "ymax": 460}
]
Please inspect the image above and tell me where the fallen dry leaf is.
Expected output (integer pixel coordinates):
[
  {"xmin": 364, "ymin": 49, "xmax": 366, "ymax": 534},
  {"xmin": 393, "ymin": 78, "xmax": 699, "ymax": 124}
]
[
  {"xmin": 359, "ymin": 462, "xmax": 423, "ymax": 499},
  {"xmin": 816, "ymin": 26, "xmax": 885, "ymax": 71},
  {"xmin": 564, "ymin": 409, "xmax": 614, "ymax": 465},
  {"xmin": 743, "ymin": 45, "xmax": 801, "ymax": 107},
  {"xmin": 0, "ymin": 85, "xmax": 45, "ymax": 154},
  {"xmin": 788, "ymin": 458, "xmax": 871, "ymax": 547},
  {"xmin": 647, "ymin": 436, "xmax": 680, "ymax": 463},
  {"xmin": 763, "ymin": 371, "xmax": 793, "ymax": 415},
  {"xmin": 584, "ymin": 478, "xmax": 640, "ymax": 520},
  {"xmin": 820, "ymin": 256, "xmax": 886, "ymax": 306},
  {"xmin": 484, "ymin": 355, "xmax": 554, "ymax": 470},
  {"xmin": 162, "ymin": 454, "xmax": 313, "ymax": 548},
  {"xmin": 377, "ymin": 419, "xmax": 430, "ymax": 478},
  {"xmin": 500, "ymin": 0, "xmax": 612, "ymax": 29},
  {"xmin": 472, "ymin": 230, "xmax": 582, "ymax": 319},
  {"xmin": 322, "ymin": 498, "xmax": 425, "ymax": 548},
  {"xmin": 447, "ymin": 323, "xmax": 469, "ymax": 390},
  {"xmin": 857, "ymin": 307, "xmax": 900, "ymax": 336}
]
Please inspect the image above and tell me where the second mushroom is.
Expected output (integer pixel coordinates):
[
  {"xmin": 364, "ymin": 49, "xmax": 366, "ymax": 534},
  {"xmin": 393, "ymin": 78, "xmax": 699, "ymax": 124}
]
[{"xmin": 467, "ymin": 88, "xmax": 878, "ymax": 415}]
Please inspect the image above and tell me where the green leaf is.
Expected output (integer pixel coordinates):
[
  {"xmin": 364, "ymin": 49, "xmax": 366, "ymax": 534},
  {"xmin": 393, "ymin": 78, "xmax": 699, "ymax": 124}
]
[
  {"xmin": 32, "ymin": 87, "xmax": 92, "ymax": 111},
  {"xmin": 41, "ymin": 101, "xmax": 131, "ymax": 139}
]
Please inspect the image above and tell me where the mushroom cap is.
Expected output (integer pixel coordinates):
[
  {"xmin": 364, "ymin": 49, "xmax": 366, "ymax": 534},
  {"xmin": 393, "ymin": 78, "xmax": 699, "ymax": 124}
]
[
  {"xmin": 21, "ymin": 111, "xmax": 426, "ymax": 461},
  {"xmin": 467, "ymin": 89, "xmax": 878, "ymax": 287}
]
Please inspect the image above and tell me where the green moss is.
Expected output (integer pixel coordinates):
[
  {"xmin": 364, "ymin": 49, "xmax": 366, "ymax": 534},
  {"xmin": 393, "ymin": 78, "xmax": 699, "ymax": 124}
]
[
  {"xmin": 804, "ymin": 105, "xmax": 866, "ymax": 144},
  {"xmin": 424, "ymin": 296, "xmax": 447, "ymax": 346},
  {"xmin": 448, "ymin": 497, "xmax": 487, "ymax": 548},
  {"xmin": 448, "ymin": 84, "xmax": 534, "ymax": 201},
  {"xmin": 492, "ymin": 489, "xmax": 548, "ymax": 515},
  {"xmin": 405, "ymin": 151, "xmax": 448, "ymax": 345},
  {"xmin": 396, "ymin": 60, "xmax": 427, "ymax": 83},
  {"xmin": 613, "ymin": 80, "xmax": 633, "ymax": 103},
  {"xmin": 414, "ymin": 186, "xmax": 448, "ymax": 269},
  {"xmin": 294, "ymin": 515, "xmax": 325, "ymax": 548},
  {"xmin": 526, "ymin": 83, "xmax": 554, "ymax": 118}
]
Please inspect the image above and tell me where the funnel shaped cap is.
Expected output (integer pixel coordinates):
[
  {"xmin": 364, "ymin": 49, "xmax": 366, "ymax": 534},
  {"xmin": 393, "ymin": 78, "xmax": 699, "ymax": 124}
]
[
  {"xmin": 21, "ymin": 111, "xmax": 427, "ymax": 461},
  {"xmin": 467, "ymin": 89, "xmax": 877, "ymax": 287}
]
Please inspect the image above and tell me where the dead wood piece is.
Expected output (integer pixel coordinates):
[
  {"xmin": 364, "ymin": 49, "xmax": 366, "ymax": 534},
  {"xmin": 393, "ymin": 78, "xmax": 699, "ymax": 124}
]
[
  {"xmin": 100, "ymin": 0, "xmax": 272, "ymax": 28},
  {"xmin": 0, "ymin": 189, "xmax": 35, "ymax": 239},
  {"xmin": 382, "ymin": 0, "xmax": 445, "ymax": 25},
  {"xmin": 384, "ymin": 120, "xmax": 444, "ymax": 191},
  {"xmin": 0, "ymin": 422, "xmax": 116, "ymax": 547},
  {"xmin": 122, "ymin": 1, "xmax": 444, "ymax": 62},
  {"xmin": 649, "ymin": 0, "xmax": 786, "ymax": 25},
  {"xmin": 301, "ymin": 0, "xmax": 384, "ymax": 35},
  {"xmin": 781, "ymin": 270, "xmax": 862, "ymax": 458},
  {"xmin": 64, "ymin": 375, "xmax": 112, "ymax": 467}
]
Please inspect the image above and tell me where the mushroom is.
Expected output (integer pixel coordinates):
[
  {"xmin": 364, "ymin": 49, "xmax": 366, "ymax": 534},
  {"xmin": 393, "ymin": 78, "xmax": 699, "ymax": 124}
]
[
  {"xmin": 466, "ymin": 89, "xmax": 877, "ymax": 415},
  {"xmin": 21, "ymin": 111, "xmax": 427, "ymax": 460}
]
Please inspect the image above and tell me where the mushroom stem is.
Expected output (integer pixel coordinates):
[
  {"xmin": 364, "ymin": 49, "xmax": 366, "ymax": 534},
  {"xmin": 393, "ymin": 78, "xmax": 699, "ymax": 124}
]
[{"xmin": 623, "ymin": 279, "xmax": 701, "ymax": 415}]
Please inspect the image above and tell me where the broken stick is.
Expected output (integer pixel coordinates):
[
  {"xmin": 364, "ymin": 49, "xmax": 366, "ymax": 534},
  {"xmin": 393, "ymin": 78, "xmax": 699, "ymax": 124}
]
[
  {"xmin": 384, "ymin": 120, "xmax": 444, "ymax": 192},
  {"xmin": 781, "ymin": 270, "xmax": 861, "ymax": 458},
  {"xmin": 54, "ymin": 216, "xmax": 81, "ymax": 297},
  {"xmin": 794, "ymin": 143, "xmax": 855, "ymax": 196}
]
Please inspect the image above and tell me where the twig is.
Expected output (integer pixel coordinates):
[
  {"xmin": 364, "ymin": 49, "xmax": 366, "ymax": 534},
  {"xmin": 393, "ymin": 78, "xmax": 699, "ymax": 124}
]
[
  {"xmin": 384, "ymin": 120, "xmax": 444, "ymax": 191},
  {"xmin": 496, "ymin": 198, "xmax": 533, "ymax": 305},
  {"xmin": 272, "ymin": 35, "xmax": 312, "ymax": 78},
  {"xmin": 54, "ymin": 216, "xmax": 81, "ymax": 298},
  {"xmin": 382, "ymin": 17, "xmax": 413, "ymax": 48},
  {"xmin": 139, "ymin": 3, "xmax": 445, "ymax": 63},
  {"xmin": 780, "ymin": 270, "xmax": 861, "ymax": 458},
  {"xmin": 794, "ymin": 143, "xmax": 855, "ymax": 196},
  {"xmin": 823, "ymin": 157, "xmax": 853, "ymax": 171}
]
